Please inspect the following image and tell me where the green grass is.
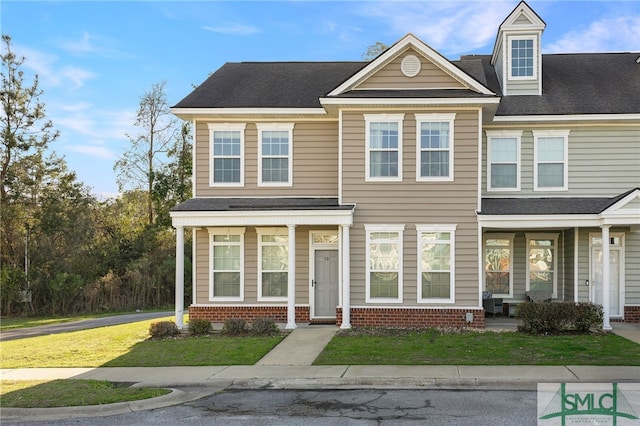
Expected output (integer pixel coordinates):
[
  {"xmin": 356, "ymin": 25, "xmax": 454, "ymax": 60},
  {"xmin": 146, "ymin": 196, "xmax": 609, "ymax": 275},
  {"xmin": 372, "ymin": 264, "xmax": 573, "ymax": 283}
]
[
  {"xmin": 314, "ymin": 329, "xmax": 640, "ymax": 366},
  {"xmin": 0, "ymin": 310, "xmax": 169, "ymax": 331},
  {"xmin": 1, "ymin": 316, "xmax": 284, "ymax": 368},
  {"xmin": 0, "ymin": 380, "xmax": 171, "ymax": 408}
]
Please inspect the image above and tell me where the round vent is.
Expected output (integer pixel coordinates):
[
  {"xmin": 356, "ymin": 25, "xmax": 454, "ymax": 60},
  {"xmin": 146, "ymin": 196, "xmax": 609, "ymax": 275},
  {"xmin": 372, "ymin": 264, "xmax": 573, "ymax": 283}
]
[{"xmin": 401, "ymin": 54, "xmax": 421, "ymax": 77}]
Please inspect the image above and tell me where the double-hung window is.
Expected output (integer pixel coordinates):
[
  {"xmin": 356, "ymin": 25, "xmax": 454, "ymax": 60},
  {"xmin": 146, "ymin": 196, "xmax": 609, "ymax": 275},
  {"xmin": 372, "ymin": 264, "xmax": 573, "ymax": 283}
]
[
  {"xmin": 365, "ymin": 114, "xmax": 404, "ymax": 181},
  {"xmin": 417, "ymin": 225, "xmax": 456, "ymax": 303},
  {"xmin": 209, "ymin": 228, "xmax": 245, "ymax": 301},
  {"xmin": 257, "ymin": 123, "xmax": 294, "ymax": 186},
  {"xmin": 484, "ymin": 234, "xmax": 514, "ymax": 297},
  {"xmin": 365, "ymin": 225, "xmax": 404, "ymax": 303},
  {"xmin": 486, "ymin": 130, "xmax": 521, "ymax": 191},
  {"xmin": 257, "ymin": 228, "xmax": 289, "ymax": 301},
  {"xmin": 208, "ymin": 123, "xmax": 245, "ymax": 186},
  {"xmin": 508, "ymin": 36, "xmax": 536, "ymax": 79},
  {"xmin": 533, "ymin": 130, "xmax": 569, "ymax": 191},
  {"xmin": 526, "ymin": 233, "xmax": 558, "ymax": 298},
  {"xmin": 415, "ymin": 113, "xmax": 455, "ymax": 181}
]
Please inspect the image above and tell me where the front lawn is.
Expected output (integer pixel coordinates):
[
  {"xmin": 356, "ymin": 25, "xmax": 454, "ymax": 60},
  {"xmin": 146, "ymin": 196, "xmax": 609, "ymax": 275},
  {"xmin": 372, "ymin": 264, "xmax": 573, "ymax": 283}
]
[{"xmin": 313, "ymin": 328, "xmax": 640, "ymax": 366}]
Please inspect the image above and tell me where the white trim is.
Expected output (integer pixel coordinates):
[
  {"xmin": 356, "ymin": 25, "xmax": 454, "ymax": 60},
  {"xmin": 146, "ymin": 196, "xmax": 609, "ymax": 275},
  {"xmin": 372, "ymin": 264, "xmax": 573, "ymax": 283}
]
[
  {"xmin": 507, "ymin": 35, "xmax": 538, "ymax": 81},
  {"xmin": 192, "ymin": 118, "xmax": 197, "ymax": 197},
  {"xmin": 256, "ymin": 123, "xmax": 294, "ymax": 187},
  {"xmin": 208, "ymin": 227, "xmax": 245, "ymax": 302},
  {"xmin": 320, "ymin": 97, "xmax": 500, "ymax": 106},
  {"xmin": 525, "ymin": 232, "xmax": 559, "ymax": 298},
  {"xmin": 208, "ymin": 123, "xmax": 246, "ymax": 187},
  {"xmin": 350, "ymin": 305, "xmax": 482, "ymax": 311},
  {"xmin": 477, "ymin": 109, "xmax": 483, "ymax": 212},
  {"xmin": 309, "ymin": 231, "xmax": 340, "ymax": 320},
  {"xmin": 478, "ymin": 212, "xmax": 640, "ymax": 228},
  {"xmin": 414, "ymin": 113, "xmax": 456, "ymax": 182},
  {"xmin": 416, "ymin": 224, "xmax": 456, "ymax": 303},
  {"xmin": 492, "ymin": 114, "xmax": 640, "ymax": 122},
  {"xmin": 589, "ymin": 232, "xmax": 625, "ymax": 319},
  {"xmin": 171, "ymin": 209, "xmax": 354, "ymax": 228},
  {"xmin": 400, "ymin": 54, "xmax": 421, "ymax": 77},
  {"xmin": 486, "ymin": 130, "xmax": 522, "ymax": 192},
  {"xmin": 483, "ymin": 232, "xmax": 515, "ymax": 298},
  {"xmin": 192, "ymin": 228, "xmax": 197, "ymax": 306},
  {"xmin": 257, "ymin": 227, "xmax": 289, "ymax": 303},
  {"xmin": 533, "ymin": 130, "xmax": 570, "ymax": 191},
  {"xmin": 365, "ymin": 224, "xmax": 404, "ymax": 304},
  {"xmin": 364, "ymin": 113, "xmax": 404, "ymax": 182},
  {"xmin": 573, "ymin": 227, "xmax": 579, "ymax": 303}
]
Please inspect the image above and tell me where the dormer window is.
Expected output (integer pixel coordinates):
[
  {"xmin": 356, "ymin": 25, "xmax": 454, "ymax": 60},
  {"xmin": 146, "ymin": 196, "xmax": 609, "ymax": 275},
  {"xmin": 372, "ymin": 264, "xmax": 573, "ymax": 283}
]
[{"xmin": 508, "ymin": 36, "xmax": 537, "ymax": 80}]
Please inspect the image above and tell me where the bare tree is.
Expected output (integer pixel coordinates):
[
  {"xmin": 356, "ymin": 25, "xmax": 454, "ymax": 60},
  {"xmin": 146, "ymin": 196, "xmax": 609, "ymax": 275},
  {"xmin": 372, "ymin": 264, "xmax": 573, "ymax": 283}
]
[{"xmin": 362, "ymin": 41, "xmax": 389, "ymax": 61}]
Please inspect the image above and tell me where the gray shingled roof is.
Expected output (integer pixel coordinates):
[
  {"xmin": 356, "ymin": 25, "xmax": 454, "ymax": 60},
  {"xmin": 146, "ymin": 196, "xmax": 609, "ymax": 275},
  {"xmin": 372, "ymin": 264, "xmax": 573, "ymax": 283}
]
[
  {"xmin": 480, "ymin": 189, "xmax": 636, "ymax": 215},
  {"xmin": 171, "ymin": 198, "xmax": 354, "ymax": 212}
]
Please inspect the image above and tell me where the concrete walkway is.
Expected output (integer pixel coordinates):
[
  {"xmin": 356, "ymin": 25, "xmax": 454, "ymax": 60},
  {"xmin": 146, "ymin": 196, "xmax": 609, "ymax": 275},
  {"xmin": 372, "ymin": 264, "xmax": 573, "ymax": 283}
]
[{"xmin": 256, "ymin": 325, "xmax": 338, "ymax": 366}]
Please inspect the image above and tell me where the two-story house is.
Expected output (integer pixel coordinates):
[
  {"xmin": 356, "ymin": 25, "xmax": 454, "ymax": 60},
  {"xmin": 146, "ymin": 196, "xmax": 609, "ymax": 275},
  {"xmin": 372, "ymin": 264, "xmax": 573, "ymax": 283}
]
[{"xmin": 170, "ymin": 1, "xmax": 640, "ymax": 330}]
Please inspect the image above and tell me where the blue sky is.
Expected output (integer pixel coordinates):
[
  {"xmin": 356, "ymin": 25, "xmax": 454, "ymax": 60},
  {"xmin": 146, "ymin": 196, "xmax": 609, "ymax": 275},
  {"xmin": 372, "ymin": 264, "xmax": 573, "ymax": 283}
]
[{"xmin": 3, "ymin": 0, "xmax": 639, "ymax": 198}]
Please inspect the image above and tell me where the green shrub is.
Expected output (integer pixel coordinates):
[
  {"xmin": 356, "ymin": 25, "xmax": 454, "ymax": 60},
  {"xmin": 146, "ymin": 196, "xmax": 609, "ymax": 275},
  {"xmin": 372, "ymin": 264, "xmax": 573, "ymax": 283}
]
[
  {"xmin": 516, "ymin": 302, "xmax": 603, "ymax": 334},
  {"xmin": 251, "ymin": 318, "xmax": 279, "ymax": 336},
  {"xmin": 222, "ymin": 318, "xmax": 247, "ymax": 336},
  {"xmin": 188, "ymin": 319, "xmax": 211, "ymax": 336},
  {"xmin": 149, "ymin": 321, "xmax": 179, "ymax": 339}
]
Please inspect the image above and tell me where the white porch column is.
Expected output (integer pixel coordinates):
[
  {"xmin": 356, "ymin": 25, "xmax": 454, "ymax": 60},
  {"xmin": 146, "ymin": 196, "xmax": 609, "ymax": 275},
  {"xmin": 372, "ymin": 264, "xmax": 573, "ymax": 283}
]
[
  {"xmin": 175, "ymin": 225, "xmax": 185, "ymax": 329},
  {"xmin": 340, "ymin": 224, "xmax": 352, "ymax": 329},
  {"xmin": 286, "ymin": 224, "xmax": 297, "ymax": 330},
  {"xmin": 601, "ymin": 225, "xmax": 612, "ymax": 330}
]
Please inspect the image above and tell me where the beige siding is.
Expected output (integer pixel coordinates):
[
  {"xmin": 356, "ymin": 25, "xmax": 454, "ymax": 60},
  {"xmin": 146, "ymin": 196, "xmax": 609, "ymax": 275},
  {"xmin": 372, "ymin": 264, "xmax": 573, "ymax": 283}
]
[
  {"xmin": 494, "ymin": 48, "xmax": 504, "ymax": 93},
  {"xmin": 342, "ymin": 109, "xmax": 480, "ymax": 307},
  {"xmin": 504, "ymin": 33, "xmax": 540, "ymax": 96},
  {"xmin": 194, "ymin": 121, "xmax": 339, "ymax": 197},
  {"xmin": 483, "ymin": 126, "xmax": 640, "ymax": 197},
  {"xmin": 356, "ymin": 48, "xmax": 465, "ymax": 90}
]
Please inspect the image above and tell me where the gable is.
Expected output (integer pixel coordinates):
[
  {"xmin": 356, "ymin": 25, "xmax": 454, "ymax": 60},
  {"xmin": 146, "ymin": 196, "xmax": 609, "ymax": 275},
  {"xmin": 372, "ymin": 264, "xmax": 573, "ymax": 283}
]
[{"xmin": 355, "ymin": 48, "xmax": 466, "ymax": 91}]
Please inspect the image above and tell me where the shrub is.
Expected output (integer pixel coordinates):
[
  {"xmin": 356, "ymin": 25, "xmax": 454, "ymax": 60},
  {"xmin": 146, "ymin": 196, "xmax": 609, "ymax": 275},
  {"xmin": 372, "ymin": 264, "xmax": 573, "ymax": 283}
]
[
  {"xmin": 516, "ymin": 302, "xmax": 603, "ymax": 334},
  {"xmin": 251, "ymin": 318, "xmax": 279, "ymax": 336},
  {"xmin": 149, "ymin": 321, "xmax": 179, "ymax": 339},
  {"xmin": 188, "ymin": 319, "xmax": 212, "ymax": 336},
  {"xmin": 222, "ymin": 318, "xmax": 247, "ymax": 336}
]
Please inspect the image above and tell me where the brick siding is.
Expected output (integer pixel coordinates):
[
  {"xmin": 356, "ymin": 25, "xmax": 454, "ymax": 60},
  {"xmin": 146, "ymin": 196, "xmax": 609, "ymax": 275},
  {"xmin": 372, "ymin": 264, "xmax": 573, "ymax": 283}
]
[
  {"xmin": 189, "ymin": 305, "xmax": 310, "ymax": 323},
  {"xmin": 623, "ymin": 305, "xmax": 640, "ymax": 323},
  {"xmin": 337, "ymin": 307, "xmax": 485, "ymax": 328}
]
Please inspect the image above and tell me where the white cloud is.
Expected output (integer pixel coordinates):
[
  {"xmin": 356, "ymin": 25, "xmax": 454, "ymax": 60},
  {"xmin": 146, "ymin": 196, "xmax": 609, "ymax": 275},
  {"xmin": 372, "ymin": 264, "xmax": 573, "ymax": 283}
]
[
  {"xmin": 61, "ymin": 66, "xmax": 96, "ymax": 89},
  {"xmin": 13, "ymin": 44, "xmax": 96, "ymax": 89},
  {"xmin": 203, "ymin": 24, "xmax": 260, "ymax": 35},
  {"xmin": 59, "ymin": 32, "xmax": 100, "ymax": 55},
  {"xmin": 545, "ymin": 15, "xmax": 640, "ymax": 53},
  {"xmin": 65, "ymin": 143, "xmax": 118, "ymax": 160}
]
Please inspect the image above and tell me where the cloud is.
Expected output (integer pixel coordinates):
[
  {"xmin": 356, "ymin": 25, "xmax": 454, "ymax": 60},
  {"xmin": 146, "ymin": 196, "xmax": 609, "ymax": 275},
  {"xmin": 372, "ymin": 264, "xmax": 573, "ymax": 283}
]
[
  {"xmin": 13, "ymin": 44, "xmax": 95, "ymax": 89},
  {"xmin": 59, "ymin": 32, "xmax": 100, "ymax": 55},
  {"xmin": 203, "ymin": 24, "xmax": 260, "ymax": 35},
  {"xmin": 545, "ymin": 15, "xmax": 640, "ymax": 53},
  {"xmin": 65, "ymin": 143, "xmax": 118, "ymax": 160}
]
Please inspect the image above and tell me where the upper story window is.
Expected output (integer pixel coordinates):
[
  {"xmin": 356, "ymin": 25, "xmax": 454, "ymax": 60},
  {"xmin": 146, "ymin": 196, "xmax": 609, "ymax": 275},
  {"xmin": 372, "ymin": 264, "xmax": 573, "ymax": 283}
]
[
  {"xmin": 208, "ymin": 123, "xmax": 245, "ymax": 187},
  {"xmin": 365, "ymin": 224, "xmax": 404, "ymax": 303},
  {"xmin": 209, "ymin": 228, "xmax": 245, "ymax": 301},
  {"xmin": 417, "ymin": 225, "xmax": 456, "ymax": 303},
  {"xmin": 533, "ymin": 130, "xmax": 570, "ymax": 191},
  {"xmin": 508, "ymin": 36, "xmax": 536, "ymax": 79},
  {"xmin": 486, "ymin": 130, "xmax": 522, "ymax": 191},
  {"xmin": 415, "ymin": 113, "xmax": 456, "ymax": 181},
  {"xmin": 364, "ymin": 114, "xmax": 404, "ymax": 182},
  {"xmin": 257, "ymin": 123, "xmax": 294, "ymax": 186}
]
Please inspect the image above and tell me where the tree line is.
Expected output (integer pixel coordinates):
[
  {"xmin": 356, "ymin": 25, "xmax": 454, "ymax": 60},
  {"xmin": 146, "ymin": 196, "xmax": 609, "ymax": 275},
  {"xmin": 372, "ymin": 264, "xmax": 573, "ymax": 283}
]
[{"xmin": 1, "ymin": 35, "xmax": 192, "ymax": 316}]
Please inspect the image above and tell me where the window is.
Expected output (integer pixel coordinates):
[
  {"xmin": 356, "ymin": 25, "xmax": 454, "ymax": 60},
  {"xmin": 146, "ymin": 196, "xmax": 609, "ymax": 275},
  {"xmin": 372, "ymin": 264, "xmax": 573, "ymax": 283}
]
[
  {"xmin": 365, "ymin": 225, "xmax": 404, "ymax": 303},
  {"xmin": 365, "ymin": 114, "xmax": 404, "ymax": 181},
  {"xmin": 417, "ymin": 225, "xmax": 456, "ymax": 303},
  {"xmin": 415, "ymin": 113, "xmax": 455, "ymax": 181},
  {"xmin": 209, "ymin": 228, "xmax": 245, "ymax": 301},
  {"xmin": 208, "ymin": 123, "xmax": 245, "ymax": 186},
  {"xmin": 526, "ymin": 233, "xmax": 558, "ymax": 298},
  {"xmin": 257, "ymin": 123, "xmax": 294, "ymax": 186},
  {"xmin": 257, "ymin": 228, "xmax": 289, "ymax": 301},
  {"xmin": 534, "ymin": 130, "xmax": 569, "ymax": 191},
  {"xmin": 486, "ymin": 130, "xmax": 522, "ymax": 191},
  {"xmin": 509, "ymin": 36, "xmax": 536, "ymax": 79},
  {"xmin": 484, "ymin": 234, "xmax": 514, "ymax": 297}
]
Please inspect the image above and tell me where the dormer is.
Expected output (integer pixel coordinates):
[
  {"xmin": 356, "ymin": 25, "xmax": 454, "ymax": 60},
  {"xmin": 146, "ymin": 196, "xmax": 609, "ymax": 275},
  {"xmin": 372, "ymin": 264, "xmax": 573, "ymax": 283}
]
[{"xmin": 491, "ymin": 1, "xmax": 546, "ymax": 96}]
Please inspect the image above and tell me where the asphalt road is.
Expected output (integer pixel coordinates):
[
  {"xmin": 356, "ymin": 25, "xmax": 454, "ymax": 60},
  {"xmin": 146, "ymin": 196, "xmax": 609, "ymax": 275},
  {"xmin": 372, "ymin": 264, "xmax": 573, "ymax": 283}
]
[
  {"xmin": 0, "ymin": 311, "xmax": 174, "ymax": 341},
  {"xmin": 3, "ymin": 388, "xmax": 538, "ymax": 425}
]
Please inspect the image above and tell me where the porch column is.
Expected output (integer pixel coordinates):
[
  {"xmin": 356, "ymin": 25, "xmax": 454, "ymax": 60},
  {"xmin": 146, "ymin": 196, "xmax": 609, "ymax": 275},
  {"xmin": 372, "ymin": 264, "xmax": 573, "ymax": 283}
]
[
  {"xmin": 175, "ymin": 225, "xmax": 185, "ymax": 329},
  {"xmin": 601, "ymin": 225, "xmax": 612, "ymax": 330},
  {"xmin": 286, "ymin": 224, "xmax": 297, "ymax": 330},
  {"xmin": 340, "ymin": 224, "xmax": 352, "ymax": 329}
]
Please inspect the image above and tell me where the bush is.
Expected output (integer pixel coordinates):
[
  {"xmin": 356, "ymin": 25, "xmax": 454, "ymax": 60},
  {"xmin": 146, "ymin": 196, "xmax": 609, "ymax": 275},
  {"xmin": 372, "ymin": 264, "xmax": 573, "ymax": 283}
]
[
  {"xmin": 251, "ymin": 318, "xmax": 279, "ymax": 336},
  {"xmin": 149, "ymin": 321, "xmax": 179, "ymax": 339},
  {"xmin": 188, "ymin": 319, "xmax": 212, "ymax": 336},
  {"xmin": 516, "ymin": 302, "xmax": 603, "ymax": 334},
  {"xmin": 222, "ymin": 318, "xmax": 247, "ymax": 336}
]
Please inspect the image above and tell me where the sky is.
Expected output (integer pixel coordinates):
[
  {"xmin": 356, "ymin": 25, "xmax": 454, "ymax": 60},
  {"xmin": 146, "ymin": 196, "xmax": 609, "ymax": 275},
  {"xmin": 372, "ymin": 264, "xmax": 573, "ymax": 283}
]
[{"xmin": 2, "ymin": 0, "xmax": 639, "ymax": 198}]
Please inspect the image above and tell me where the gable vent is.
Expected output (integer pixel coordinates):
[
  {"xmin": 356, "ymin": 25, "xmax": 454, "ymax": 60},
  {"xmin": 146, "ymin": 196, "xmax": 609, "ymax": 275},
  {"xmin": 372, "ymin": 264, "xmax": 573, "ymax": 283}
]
[{"xmin": 401, "ymin": 55, "xmax": 421, "ymax": 77}]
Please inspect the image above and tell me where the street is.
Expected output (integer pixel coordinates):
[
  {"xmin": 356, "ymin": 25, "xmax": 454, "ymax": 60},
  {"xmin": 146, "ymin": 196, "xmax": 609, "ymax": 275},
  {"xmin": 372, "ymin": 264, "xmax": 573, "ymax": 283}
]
[{"xmin": 5, "ymin": 388, "xmax": 538, "ymax": 425}]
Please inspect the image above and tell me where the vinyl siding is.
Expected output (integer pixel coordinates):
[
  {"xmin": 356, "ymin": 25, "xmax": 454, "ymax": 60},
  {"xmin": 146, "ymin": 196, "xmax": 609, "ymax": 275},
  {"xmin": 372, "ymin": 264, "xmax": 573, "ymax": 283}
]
[
  {"xmin": 563, "ymin": 229, "xmax": 575, "ymax": 302},
  {"xmin": 504, "ymin": 32, "xmax": 540, "ymax": 96},
  {"xmin": 483, "ymin": 126, "xmax": 640, "ymax": 197},
  {"xmin": 194, "ymin": 121, "xmax": 339, "ymax": 197},
  {"xmin": 342, "ymin": 109, "xmax": 480, "ymax": 307},
  {"xmin": 355, "ymin": 49, "xmax": 465, "ymax": 90}
]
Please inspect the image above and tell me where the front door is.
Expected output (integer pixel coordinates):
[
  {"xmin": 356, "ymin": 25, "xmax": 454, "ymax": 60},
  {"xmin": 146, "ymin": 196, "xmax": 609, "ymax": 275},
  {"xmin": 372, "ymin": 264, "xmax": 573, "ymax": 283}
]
[
  {"xmin": 591, "ymin": 246, "xmax": 622, "ymax": 317},
  {"xmin": 314, "ymin": 250, "xmax": 339, "ymax": 318}
]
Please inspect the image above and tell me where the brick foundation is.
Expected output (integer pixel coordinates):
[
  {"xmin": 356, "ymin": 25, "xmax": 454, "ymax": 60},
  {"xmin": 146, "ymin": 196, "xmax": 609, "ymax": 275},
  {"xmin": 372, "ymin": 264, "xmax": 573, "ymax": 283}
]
[
  {"xmin": 189, "ymin": 305, "xmax": 310, "ymax": 323},
  {"xmin": 623, "ymin": 305, "xmax": 640, "ymax": 323},
  {"xmin": 337, "ymin": 307, "xmax": 485, "ymax": 329}
]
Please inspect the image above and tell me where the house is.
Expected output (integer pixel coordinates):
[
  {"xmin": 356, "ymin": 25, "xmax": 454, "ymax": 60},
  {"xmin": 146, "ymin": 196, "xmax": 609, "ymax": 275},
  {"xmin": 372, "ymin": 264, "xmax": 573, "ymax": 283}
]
[{"xmin": 170, "ymin": 1, "xmax": 640, "ymax": 330}]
